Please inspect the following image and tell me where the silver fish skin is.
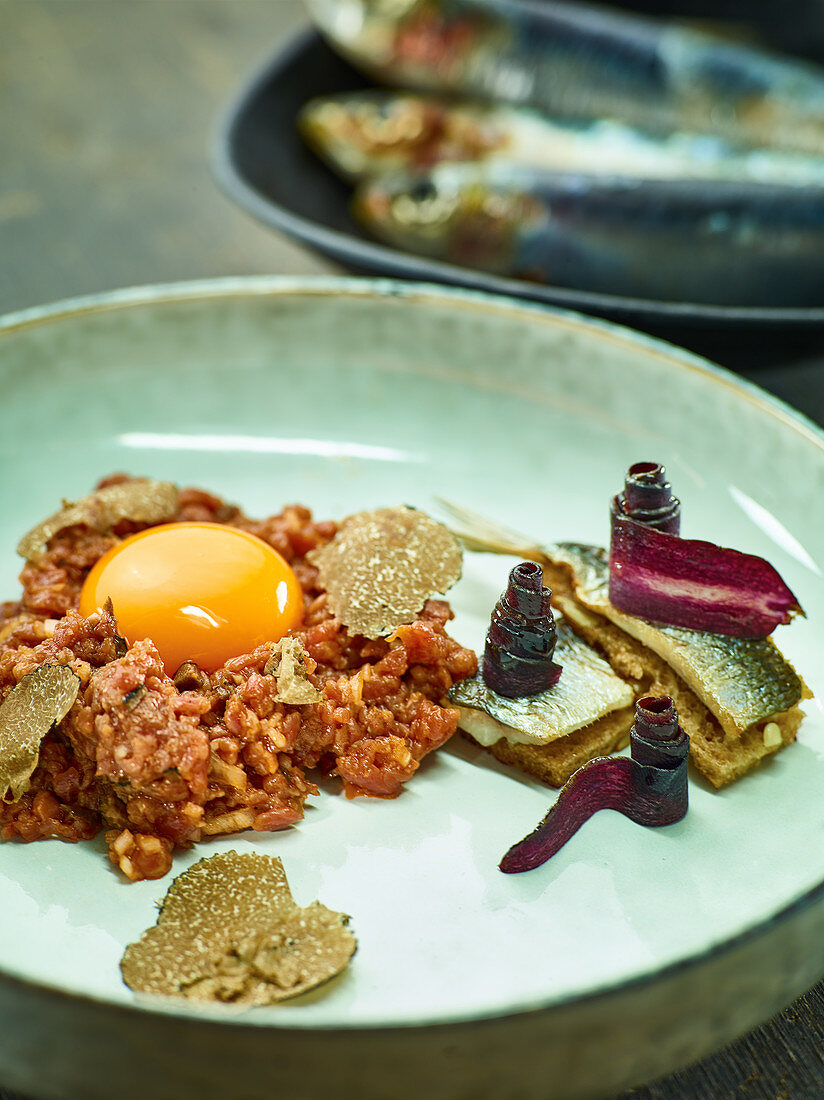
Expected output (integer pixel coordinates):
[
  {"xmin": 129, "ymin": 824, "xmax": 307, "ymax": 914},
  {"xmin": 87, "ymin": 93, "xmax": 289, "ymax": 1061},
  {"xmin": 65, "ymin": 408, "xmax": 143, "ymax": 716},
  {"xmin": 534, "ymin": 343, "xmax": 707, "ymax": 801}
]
[
  {"xmin": 354, "ymin": 165, "xmax": 824, "ymax": 307},
  {"xmin": 300, "ymin": 91, "xmax": 824, "ymax": 187},
  {"xmin": 437, "ymin": 502, "xmax": 805, "ymax": 739},
  {"xmin": 549, "ymin": 543, "xmax": 804, "ymax": 738},
  {"xmin": 450, "ymin": 619, "xmax": 634, "ymax": 745},
  {"xmin": 306, "ymin": 0, "xmax": 824, "ymax": 156}
]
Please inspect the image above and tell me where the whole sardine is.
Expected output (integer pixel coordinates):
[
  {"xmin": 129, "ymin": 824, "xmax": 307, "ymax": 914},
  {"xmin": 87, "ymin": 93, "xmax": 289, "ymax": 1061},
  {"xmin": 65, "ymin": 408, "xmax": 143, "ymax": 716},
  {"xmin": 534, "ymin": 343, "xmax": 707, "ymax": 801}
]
[
  {"xmin": 353, "ymin": 165, "xmax": 824, "ymax": 306},
  {"xmin": 306, "ymin": 0, "xmax": 824, "ymax": 156},
  {"xmin": 300, "ymin": 91, "xmax": 824, "ymax": 187}
]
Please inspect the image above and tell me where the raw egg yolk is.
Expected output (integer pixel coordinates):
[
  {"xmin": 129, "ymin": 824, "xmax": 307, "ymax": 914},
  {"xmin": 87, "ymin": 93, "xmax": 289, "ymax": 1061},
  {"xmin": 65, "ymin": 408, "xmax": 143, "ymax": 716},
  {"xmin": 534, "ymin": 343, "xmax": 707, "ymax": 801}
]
[{"xmin": 79, "ymin": 523, "xmax": 304, "ymax": 675}]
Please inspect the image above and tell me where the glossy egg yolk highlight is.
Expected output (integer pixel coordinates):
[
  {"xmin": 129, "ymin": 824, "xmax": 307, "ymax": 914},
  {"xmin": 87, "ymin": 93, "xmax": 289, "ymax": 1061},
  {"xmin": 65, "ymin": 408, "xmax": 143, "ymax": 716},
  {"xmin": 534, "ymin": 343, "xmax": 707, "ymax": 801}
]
[{"xmin": 79, "ymin": 523, "xmax": 304, "ymax": 674}]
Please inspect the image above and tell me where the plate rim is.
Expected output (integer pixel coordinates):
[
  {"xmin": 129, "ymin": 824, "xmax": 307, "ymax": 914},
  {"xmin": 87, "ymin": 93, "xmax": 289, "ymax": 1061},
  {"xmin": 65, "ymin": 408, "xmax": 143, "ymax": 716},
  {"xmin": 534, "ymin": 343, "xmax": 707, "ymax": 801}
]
[
  {"xmin": 2, "ymin": 272, "xmax": 824, "ymax": 1034},
  {"xmin": 212, "ymin": 28, "xmax": 824, "ymax": 330},
  {"xmin": 3, "ymin": 272, "xmax": 824, "ymax": 450}
]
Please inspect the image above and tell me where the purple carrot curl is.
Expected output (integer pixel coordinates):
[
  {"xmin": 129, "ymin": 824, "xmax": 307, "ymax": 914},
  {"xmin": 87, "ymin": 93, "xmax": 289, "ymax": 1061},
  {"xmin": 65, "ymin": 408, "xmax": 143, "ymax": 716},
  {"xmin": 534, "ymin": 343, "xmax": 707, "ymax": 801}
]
[
  {"xmin": 609, "ymin": 461, "xmax": 801, "ymax": 638},
  {"xmin": 482, "ymin": 562, "xmax": 562, "ymax": 698},
  {"xmin": 617, "ymin": 461, "xmax": 681, "ymax": 534},
  {"xmin": 499, "ymin": 696, "xmax": 689, "ymax": 874}
]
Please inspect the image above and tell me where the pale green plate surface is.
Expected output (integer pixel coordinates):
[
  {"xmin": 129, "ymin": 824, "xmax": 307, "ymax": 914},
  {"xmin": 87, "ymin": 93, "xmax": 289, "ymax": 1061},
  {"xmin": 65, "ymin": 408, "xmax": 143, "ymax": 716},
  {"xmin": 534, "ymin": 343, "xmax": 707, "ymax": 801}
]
[{"xmin": 1, "ymin": 278, "xmax": 822, "ymax": 1034}]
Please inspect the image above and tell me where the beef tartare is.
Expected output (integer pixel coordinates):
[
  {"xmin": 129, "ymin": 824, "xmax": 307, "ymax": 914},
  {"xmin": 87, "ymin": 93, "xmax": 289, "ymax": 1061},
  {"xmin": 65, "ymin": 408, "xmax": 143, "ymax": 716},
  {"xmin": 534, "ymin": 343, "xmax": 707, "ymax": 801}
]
[{"xmin": 0, "ymin": 477, "xmax": 476, "ymax": 881}]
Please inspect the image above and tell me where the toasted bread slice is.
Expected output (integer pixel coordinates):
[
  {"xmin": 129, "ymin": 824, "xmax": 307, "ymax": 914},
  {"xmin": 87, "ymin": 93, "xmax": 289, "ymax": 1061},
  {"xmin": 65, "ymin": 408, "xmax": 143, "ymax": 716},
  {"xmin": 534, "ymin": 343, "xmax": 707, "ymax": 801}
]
[
  {"xmin": 458, "ymin": 706, "xmax": 634, "ymax": 787},
  {"xmin": 440, "ymin": 501, "xmax": 808, "ymax": 788},
  {"xmin": 544, "ymin": 555, "xmax": 806, "ymax": 789},
  {"xmin": 451, "ymin": 619, "xmax": 636, "ymax": 788}
]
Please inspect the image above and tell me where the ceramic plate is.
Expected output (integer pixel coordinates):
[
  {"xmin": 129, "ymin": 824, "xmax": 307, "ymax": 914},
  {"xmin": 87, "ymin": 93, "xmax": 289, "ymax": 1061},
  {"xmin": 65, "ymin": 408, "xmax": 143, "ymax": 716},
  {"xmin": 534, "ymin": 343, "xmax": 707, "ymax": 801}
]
[
  {"xmin": 1, "ymin": 278, "xmax": 824, "ymax": 1100},
  {"xmin": 212, "ymin": 29, "xmax": 824, "ymax": 349}
]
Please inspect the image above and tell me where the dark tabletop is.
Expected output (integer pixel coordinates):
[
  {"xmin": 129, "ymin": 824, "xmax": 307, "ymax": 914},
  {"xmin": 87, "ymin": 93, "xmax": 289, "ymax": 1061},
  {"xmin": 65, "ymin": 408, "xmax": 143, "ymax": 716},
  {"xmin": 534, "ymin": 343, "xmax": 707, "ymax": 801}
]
[{"xmin": 2, "ymin": 2, "xmax": 824, "ymax": 1097}]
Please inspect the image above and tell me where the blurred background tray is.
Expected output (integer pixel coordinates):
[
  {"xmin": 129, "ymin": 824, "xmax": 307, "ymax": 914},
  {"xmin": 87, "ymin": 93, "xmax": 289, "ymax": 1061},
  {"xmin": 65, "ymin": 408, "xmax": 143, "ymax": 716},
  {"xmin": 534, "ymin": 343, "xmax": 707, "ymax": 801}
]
[{"xmin": 214, "ymin": 28, "xmax": 824, "ymax": 369}]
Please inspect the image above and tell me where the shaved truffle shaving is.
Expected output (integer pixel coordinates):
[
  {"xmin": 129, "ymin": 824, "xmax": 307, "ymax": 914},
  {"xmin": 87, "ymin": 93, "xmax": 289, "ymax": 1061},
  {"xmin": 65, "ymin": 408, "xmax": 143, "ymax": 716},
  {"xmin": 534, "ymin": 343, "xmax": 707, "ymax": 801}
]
[
  {"xmin": 121, "ymin": 851, "xmax": 356, "ymax": 1004},
  {"xmin": 309, "ymin": 506, "xmax": 462, "ymax": 638},
  {"xmin": 18, "ymin": 479, "xmax": 179, "ymax": 562},
  {"xmin": 0, "ymin": 664, "xmax": 80, "ymax": 802},
  {"xmin": 264, "ymin": 637, "xmax": 320, "ymax": 705}
]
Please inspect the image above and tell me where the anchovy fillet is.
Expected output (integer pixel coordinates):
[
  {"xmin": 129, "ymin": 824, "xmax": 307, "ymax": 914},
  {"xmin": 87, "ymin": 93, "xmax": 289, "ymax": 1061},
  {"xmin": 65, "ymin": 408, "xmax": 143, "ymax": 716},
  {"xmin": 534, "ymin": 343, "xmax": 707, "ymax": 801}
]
[
  {"xmin": 439, "ymin": 500, "xmax": 806, "ymax": 741},
  {"xmin": 549, "ymin": 543, "xmax": 804, "ymax": 739},
  {"xmin": 450, "ymin": 619, "xmax": 634, "ymax": 745}
]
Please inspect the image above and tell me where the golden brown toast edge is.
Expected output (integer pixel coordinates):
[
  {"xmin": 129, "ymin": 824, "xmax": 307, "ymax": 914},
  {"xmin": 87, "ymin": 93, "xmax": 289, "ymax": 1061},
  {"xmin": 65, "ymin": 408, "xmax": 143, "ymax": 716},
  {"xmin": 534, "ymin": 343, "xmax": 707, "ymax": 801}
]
[
  {"xmin": 542, "ymin": 561, "xmax": 802, "ymax": 789},
  {"xmin": 458, "ymin": 706, "xmax": 634, "ymax": 788}
]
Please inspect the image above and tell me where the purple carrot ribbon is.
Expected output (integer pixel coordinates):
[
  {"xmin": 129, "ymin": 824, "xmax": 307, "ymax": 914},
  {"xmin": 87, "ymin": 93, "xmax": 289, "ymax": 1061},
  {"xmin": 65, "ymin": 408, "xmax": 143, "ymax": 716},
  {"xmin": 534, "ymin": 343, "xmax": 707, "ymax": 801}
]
[{"xmin": 500, "ymin": 696, "xmax": 689, "ymax": 874}]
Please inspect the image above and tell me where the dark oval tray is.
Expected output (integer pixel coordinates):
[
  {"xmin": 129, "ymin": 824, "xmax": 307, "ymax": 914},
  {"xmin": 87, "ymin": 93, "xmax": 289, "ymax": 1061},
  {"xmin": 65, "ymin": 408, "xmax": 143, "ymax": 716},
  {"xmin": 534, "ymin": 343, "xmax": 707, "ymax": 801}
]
[{"xmin": 213, "ymin": 28, "xmax": 824, "ymax": 364}]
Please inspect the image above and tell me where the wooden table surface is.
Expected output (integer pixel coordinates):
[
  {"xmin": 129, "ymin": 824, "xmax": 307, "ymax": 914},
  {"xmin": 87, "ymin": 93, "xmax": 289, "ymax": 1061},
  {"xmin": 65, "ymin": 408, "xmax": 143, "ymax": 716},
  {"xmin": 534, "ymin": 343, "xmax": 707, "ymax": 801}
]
[{"xmin": 2, "ymin": 2, "xmax": 824, "ymax": 1097}]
